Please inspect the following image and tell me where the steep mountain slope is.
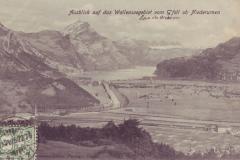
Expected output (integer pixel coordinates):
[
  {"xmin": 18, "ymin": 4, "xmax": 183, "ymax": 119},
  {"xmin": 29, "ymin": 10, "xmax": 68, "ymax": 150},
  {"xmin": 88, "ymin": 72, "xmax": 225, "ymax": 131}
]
[
  {"xmin": 27, "ymin": 77, "xmax": 99, "ymax": 112},
  {"xmin": 0, "ymin": 76, "xmax": 99, "ymax": 114},
  {"xmin": 63, "ymin": 20, "xmax": 131, "ymax": 70},
  {"xmin": 155, "ymin": 37, "xmax": 240, "ymax": 80},
  {"xmin": 19, "ymin": 30, "xmax": 84, "ymax": 71},
  {"xmin": 0, "ymin": 23, "xmax": 51, "ymax": 76},
  {"xmin": 0, "ymin": 23, "xmax": 99, "ymax": 114}
]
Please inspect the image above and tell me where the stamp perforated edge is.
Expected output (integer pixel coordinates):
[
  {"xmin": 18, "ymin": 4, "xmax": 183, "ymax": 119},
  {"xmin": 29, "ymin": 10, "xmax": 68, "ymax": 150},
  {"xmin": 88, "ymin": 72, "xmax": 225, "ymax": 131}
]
[{"xmin": 0, "ymin": 116, "xmax": 38, "ymax": 160}]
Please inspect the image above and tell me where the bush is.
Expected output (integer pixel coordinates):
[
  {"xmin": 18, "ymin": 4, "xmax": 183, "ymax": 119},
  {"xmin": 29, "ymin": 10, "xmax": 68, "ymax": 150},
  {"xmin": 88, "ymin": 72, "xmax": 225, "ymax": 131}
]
[{"xmin": 38, "ymin": 119, "xmax": 240, "ymax": 160}]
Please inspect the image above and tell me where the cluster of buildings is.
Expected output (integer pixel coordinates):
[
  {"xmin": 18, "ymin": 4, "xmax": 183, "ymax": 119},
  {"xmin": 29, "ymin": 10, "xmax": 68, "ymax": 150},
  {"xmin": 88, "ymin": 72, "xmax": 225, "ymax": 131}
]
[
  {"xmin": 206, "ymin": 124, "xmax": 240, "ymax": 136},
  {"xmin": 218, "ymin": 71, "xmax": 240, "ymax": 81}
]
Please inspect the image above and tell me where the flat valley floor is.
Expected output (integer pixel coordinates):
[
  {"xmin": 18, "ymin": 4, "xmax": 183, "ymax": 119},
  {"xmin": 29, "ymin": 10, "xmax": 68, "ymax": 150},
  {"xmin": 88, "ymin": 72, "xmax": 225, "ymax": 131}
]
[{"xmin": 38, "ymin": 79, "xmax": 240, "ymax": 156}]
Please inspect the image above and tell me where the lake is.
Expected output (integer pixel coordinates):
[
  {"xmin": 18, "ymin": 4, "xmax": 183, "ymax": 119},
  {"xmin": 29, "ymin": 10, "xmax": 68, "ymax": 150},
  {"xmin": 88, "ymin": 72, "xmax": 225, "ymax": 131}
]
[{"xmin": 80, "ymin": 66, "xmax": 156, "ymax": 81}]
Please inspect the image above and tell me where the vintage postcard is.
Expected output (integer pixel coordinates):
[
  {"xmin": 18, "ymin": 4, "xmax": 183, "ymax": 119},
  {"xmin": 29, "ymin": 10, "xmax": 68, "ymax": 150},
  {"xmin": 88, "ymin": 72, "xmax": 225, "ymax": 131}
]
[{"xmin": 0, "ymin": 0, "xmax": 240, "ymax": 159}]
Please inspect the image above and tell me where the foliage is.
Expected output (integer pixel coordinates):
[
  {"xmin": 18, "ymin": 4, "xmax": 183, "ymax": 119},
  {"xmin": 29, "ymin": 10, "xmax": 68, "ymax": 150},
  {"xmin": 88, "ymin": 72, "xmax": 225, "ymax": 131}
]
[{"xmin": 38, "ymin": 119, "xmax": 240, "ymax": 160}]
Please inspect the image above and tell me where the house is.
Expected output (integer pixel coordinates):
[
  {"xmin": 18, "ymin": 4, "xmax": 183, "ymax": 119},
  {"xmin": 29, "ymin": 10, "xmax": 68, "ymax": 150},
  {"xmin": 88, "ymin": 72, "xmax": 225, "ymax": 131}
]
[
  {"xmin": 205, "ymin": 124, "xmax": 218, "ymax": 132},
  {"xmin": 218, "ymin": 127, "xmax": 232, "ymax": 134},
  {"xmin": 218, "ymin": 71, "xmax": 240, "ymax": 81}
]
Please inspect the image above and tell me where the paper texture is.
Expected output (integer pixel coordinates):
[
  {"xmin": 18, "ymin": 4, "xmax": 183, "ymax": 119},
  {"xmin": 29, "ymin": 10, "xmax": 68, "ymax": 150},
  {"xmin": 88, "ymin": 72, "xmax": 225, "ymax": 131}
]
[{"xmin": 0, "ymin": 0, "xmax": 240, "ymax": 159}]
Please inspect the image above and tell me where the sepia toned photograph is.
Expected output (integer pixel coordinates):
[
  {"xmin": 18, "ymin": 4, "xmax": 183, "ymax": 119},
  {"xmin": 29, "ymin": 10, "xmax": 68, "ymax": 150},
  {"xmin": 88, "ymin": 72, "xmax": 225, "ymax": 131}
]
[{"xmin": 0, "ymin": 0, "xmax": 240, "ymax": 159}]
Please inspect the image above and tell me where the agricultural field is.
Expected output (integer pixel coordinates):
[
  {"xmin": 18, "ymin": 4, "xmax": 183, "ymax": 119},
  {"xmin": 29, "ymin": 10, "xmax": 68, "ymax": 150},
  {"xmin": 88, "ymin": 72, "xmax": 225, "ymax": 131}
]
[
  {"xmin": 115, "ymin": 80, "xmax": 240, "ymax": 121},
  {"xmin": 110, "ymin": 80, "xmax": 240, "ymax": 154},
  {"xmin": 145, "ymin": 125, "xmax": 240, "ymax": 154}
]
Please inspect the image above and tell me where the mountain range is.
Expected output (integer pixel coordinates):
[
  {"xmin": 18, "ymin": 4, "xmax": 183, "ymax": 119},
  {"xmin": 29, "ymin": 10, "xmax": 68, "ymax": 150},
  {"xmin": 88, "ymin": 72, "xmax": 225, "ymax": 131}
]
[
  {"xmin": 1, "ymin": 20, "xmax": 200, "ymax": 72},
  {"xmin": 0, "ymin": 20, "xmax": 201, "ymax": 114}
]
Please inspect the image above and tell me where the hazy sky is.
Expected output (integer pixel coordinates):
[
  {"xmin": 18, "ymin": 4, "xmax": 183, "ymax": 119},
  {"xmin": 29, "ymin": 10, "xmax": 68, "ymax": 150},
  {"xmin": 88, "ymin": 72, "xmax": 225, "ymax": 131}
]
[{"xmin": 0, "ymin": 0, "xmax": 239, "ymax": 48}]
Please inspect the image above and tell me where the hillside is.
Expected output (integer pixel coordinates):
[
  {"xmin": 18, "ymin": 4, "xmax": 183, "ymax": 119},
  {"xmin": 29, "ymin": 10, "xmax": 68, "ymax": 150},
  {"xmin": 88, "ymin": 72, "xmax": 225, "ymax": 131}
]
[
  {"xmin": 0, "ymin": 23, "xmax": 99, "ymax": 114},
  {"xmin": 155, "ymin": 37, "xmax": 240, "ymax": 80},
  {"xmin": 38, "ymin": 120, "xmax": 180, "ymax": 160},
  {"xmin": 19, "ymin": 30, "xmax": 84, "ymax": 71},
  {"xmin": 0, "ymin": 23, "xmax": 53, "ymax": 75},
  {"xmin": 63, "ymin": 20, "xmax": 131, "ymax": 70},
  {"xmin": 0, "ymin": 76, "xmax": 99, "ymax": 114},
  {"xmin": 38, "ymin": 120, "xmax": 240, "ymax": 160}
]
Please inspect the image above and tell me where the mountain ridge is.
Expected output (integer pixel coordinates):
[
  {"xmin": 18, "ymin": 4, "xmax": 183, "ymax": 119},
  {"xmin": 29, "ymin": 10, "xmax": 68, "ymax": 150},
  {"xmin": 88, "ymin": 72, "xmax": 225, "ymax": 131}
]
[
  {"xmin": 0, "ymin": 20, "xmax": 200, "ymax": 71},
  {"xmin": 155, "ymin": 37, "xmax": 240, "ymax": 81},
  {"xmin": 0, "ymin": 23, "xmax": 99, "ymax": 115}
]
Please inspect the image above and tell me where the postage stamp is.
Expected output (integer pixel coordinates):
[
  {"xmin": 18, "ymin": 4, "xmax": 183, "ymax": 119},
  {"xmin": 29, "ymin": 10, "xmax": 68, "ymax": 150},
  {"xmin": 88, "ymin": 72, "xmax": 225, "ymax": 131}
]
[{"xmin": 0, "ymin": 118, "xmax": 37, "ymax": 160}]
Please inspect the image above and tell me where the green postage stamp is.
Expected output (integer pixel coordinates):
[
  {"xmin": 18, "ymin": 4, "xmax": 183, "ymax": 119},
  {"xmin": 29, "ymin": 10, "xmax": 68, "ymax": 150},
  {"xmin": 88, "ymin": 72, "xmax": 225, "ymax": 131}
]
[{"xmin": 0, "ymin": 121, "xmax": 37, "ymax": 160}]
